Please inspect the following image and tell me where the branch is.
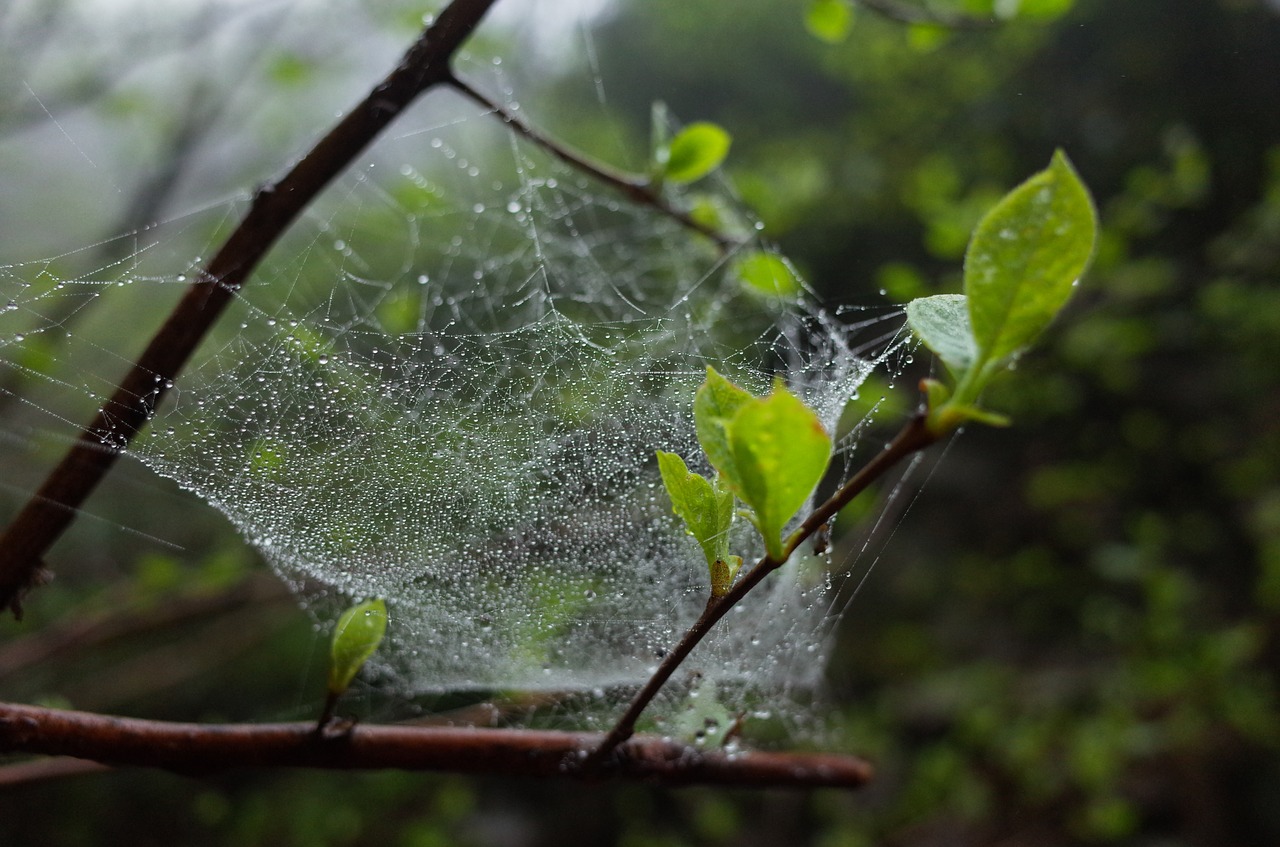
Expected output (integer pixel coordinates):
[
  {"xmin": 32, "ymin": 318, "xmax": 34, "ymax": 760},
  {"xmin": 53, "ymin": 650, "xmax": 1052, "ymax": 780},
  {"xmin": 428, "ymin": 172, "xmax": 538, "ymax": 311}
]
[
  {"xmin": 0, "ymin": 0, "xmax": 500, "ymax": 619},
  {"xmin": 0, "ymin": 574, "xmax": 287, "ymax": 679},
  {"xmin": 855, "ymin": 0, "xmax": 994, "ymax": 29},
  {"xmin": 446, "ymin": 76, "xmax": 739, "ymax": 252},
  {"xmin": 0, "ymin": 702, "xmax": 873, "ymax": 790},
  {"xmin": 589, "ymin": 407, "xmax": 938, "ymax": 765},
  {"xmin": 0, "ymin": 756, "xmax": 111, "ymax": 788}
]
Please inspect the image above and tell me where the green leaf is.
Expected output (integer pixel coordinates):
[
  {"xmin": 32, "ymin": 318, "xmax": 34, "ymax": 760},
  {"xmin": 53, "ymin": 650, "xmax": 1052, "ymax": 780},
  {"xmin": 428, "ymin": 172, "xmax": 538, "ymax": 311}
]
[
  {"xmin": 327, "ymin": 598, "xmax": 388, "ymax": 696},
  {"xmin": 734, "ymin": 251, "xmax": 802, "ymax": 297},
  {"xmin": 905, "ymin": 293, "xmax": 978, "ymax": 374},
  {"xmin": 661, "ymin": 122, "xmax": 732, "ymax": 184},
  {"xmin": 727, "ymin": 381, "xmax": 832, "ymax": 560},
  {"xmin": 267, "ymin": 53, "xmax": 313, "ymax": 87},
  {"xmin": 693, "ymin": 367, "xmax": 755, "ymax": 497},
  {"xmin": 656, "ymin": 450, "xmax": 735, "ymax": 576},
  {"xmin": 964, "ymin": 150, "xmax": 1098, "ymax": 366},
  {"xmin": 805, "ymin": 0, "xmax": 854, "ymax": 43},
  {"xmin": 907, "ymin": 23, "xmax": 951, "ymax": 52}
]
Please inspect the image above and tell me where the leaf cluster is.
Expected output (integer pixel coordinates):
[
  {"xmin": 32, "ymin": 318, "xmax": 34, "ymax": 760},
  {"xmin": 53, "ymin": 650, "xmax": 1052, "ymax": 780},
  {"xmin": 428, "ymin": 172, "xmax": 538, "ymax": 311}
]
[
  {"xmin": 660, "ymin": 368, "xmax": 832, "ymax": 595},
  {"xmin": 906, "ymin": 150, "xmax": 1097, "ymax": 433}
]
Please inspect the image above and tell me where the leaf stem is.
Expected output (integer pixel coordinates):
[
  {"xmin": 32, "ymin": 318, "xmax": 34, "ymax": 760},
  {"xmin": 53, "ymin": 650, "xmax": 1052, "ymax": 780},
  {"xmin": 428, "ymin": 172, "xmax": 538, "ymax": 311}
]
[{"xmin": 588, "ymin": 409, "xmax": 938, "ymax": 768}]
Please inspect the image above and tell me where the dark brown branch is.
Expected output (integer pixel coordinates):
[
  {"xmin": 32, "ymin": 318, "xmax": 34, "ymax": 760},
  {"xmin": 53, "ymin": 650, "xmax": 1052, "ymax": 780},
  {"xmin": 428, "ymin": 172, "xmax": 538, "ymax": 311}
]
[
  {"xmin": 446, "ymin": 76, "xmax": 739, "ymax": 252},
  {"xmin": 0, "ymin": 0, "xmax": 500, "ymax": 619},
  {"xmin": 0, "ymin": 702, "xmax": 873, "ymax": 790},
  {"xmin": 589, "ymin": 408, "xmax": 938, "ymax": 765}
]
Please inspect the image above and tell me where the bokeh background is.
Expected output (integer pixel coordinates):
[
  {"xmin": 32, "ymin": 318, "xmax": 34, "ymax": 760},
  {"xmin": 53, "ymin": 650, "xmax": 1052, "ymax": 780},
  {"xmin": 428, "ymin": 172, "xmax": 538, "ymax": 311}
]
[{"xmin": 1, "ymin": 0, "xmax": 1278, "ymax": 844}]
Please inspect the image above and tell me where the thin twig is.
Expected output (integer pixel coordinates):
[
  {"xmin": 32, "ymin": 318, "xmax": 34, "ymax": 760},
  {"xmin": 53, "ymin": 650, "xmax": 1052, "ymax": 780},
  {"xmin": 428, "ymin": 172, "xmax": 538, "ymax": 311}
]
[
  {"xmin": 588, "ymin": 408, "xmax": 938, "ymax": 767},
  {"xmin": 0, "ymin": 574, "xmax": 288, "ymax": 679},
  {"xmin": 0, "ymin": 702, "xmax": 873, "ymax": 789},
  {"xmin": 0, "ymin": 756, "xmax": 111, "ymax": 788},
  {"xmin": 446, "ymin": 75, "xmax": 739, "ymax": 252},
  {"xmin": 0, "ymin": 0, "xmax": 500, "ymax": 619},
  {"xmin": 855, "ymin": 0, "xmax": 994, "ymax": 29}
]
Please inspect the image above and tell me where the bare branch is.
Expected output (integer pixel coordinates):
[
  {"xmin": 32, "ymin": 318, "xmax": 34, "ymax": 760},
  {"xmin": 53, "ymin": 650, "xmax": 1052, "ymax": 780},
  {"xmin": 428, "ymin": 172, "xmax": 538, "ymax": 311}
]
[
  {"xmin": 446, "ymin": 75, "xmax": 740, "ymax": 251},
  {"xmin": 855, "ymin": 0, "xmax": 994, "ymax": 29},
  {"xmin": 0, "ymin": 0, "xmax": 501, "ymax": 618},
  {"xmin": 589, "ymin": 407, "xmax": 939, "ymax": 765},
  {"xmin": 0, "ymin": 574, "xmax": 287, "ymax": 679},
  {"xmin": 0, "ymin": 702, "xmax": 873, "ymax": 790}
]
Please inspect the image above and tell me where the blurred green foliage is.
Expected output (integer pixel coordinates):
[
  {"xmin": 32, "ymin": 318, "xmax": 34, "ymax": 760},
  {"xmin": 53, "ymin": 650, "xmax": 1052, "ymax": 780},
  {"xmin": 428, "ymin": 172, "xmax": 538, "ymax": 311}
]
[{"xmin": 2, "ymin": 0, "xmax": 1279, "ymax": 844}]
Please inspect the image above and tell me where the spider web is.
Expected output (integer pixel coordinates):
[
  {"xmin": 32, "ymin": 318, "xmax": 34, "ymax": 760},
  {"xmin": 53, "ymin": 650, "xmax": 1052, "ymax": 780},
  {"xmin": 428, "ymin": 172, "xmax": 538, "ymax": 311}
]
[{"xmin": 0, "ymin": 9, "xmax": 911, "ymax": 732}]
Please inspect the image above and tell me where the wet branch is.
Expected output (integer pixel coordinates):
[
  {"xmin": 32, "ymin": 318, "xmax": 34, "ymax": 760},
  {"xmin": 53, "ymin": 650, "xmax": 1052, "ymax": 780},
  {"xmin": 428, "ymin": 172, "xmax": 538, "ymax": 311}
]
[
  {"xmin": 589, "ymin": 407, "xmax": 939, "ymax": 766},
  {"xmin": 0, "ymin": 702, "xmax": 873, "ymax": 790},
  {"xmin": 446, "ymin": 75, "xmax": 739, "ymax": 251},
  {"xmin": 0, "ymin": 0, "xmax": 500, "ymax": 619}
]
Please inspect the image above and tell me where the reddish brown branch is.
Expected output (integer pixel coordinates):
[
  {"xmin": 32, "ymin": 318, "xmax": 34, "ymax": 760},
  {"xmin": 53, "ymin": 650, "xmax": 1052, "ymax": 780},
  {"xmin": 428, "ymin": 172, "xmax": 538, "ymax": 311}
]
[
  {"xmin": 0, "ymin": 703, "xmax": 873, "ymax": 789},
  {"xmin": 0, "ymin": 0, "xmax": 499, "ymax": 618},
  {"xmin": 590, "ymin": 408, "xmax": 938, "ymax": 765},
  {"xmin": 446, "ymin": 76, "xmax": 738, "ymax": 251}
]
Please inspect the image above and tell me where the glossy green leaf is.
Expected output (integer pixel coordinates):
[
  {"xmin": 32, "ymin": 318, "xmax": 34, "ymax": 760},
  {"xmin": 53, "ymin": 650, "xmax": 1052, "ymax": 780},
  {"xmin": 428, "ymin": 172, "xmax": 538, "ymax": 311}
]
[
  {"xmin": 662, "ymin": 122, "xmax": 732, "ymax": 184},
  {"xmin": 735, "ymin": 251, "xmax": 802, "ymax": 297},
  {"xmin": 727, "ymin": 381, "xmax": 832, "ymax": 560},
  {"xmin": 656, "ymin": 450, "xmax": 734, "ymax": 575},
  {"xmin": 327, "ymin": 598, "xmax": 387, "ymax": 696},
  {"xmin": 965, "ymin": 150, "xmax": 1098, "ymax": 366},
  {"xmin": 693, "ymin": 367, "xmax": 754, "ymax": 498},
  {"xmin": 805, "ymin": 0, "xmax": 854, "ymax": 43},
  {"xmin": 905, "ymin": 293, "xmax": 977, "ymax": 374}
]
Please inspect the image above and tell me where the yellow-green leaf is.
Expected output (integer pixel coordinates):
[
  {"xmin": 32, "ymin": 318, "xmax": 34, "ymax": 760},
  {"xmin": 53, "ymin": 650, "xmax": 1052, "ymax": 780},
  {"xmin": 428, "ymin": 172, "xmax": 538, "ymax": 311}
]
[
  {"xmin": 727, "ymin": 381, "xmax": 832, "ymax": 560},
  {"xmin": 327, "ymin": 598, "xmax": 387, "ymax": 696},
  {"xmin": 656, "ymin": 450, "xmax": 735, "ymax": 577},
  {"xmin": 734, "ymin": 251, "xmax": 802, "ymax": 297},
  {"xmin": 661, "ymin": 122, "xmax": 732, "ymax": 184},
  {"xmin": 693, "ymin": 366, "xmax": 754, "ymax": 499},
  {"xmin": 805, "ymin": 0, "xmax": 854, "ymax": 43},
  {"xmin": 965, "ymin": 150, "xmax": 1098, "ymax": 366},
  {"xmin": 905, "ymin": 293, "xmax": 977, "ymax": 375}
]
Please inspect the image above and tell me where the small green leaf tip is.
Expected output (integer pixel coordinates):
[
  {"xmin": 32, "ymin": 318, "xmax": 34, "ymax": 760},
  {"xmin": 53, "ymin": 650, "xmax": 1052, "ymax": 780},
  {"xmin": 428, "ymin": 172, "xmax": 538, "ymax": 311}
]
[
  {"xmin": 327, "ymin": 598, "xmax": 388, "ymax": 696},
  {"xmin": 660, "ymin": 122, "xmax": 732, "ymax": 184}
]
